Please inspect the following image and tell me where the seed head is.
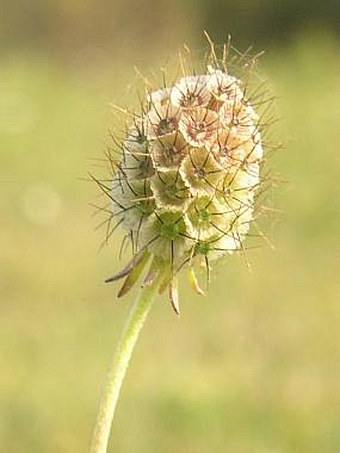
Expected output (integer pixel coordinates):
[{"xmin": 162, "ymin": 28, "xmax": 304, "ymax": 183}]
[{"xmin": 94, "ymin": 36, "xmax": 276, "ymax": 313}]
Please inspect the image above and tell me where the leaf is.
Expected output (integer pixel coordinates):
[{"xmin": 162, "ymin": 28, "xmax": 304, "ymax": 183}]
[
  {"xmin": 105, "ymin": 248, "xmax": 149, "ymax": 283},
  {"xmin": 117, "ymin": 251, "xmax": 150, "ymax": 298},
  {"xmin": 169, "ymin": 274, "xmax": 180, "ymax": 315},
  {"xmin": 188, "ymin": 267, "xmax": 206, "ymax": 296}
]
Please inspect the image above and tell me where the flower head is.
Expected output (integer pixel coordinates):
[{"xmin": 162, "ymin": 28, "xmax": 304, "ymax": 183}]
[{"xmin": 94, "ymin": 37, "xmax": 276, "ymax": 313}]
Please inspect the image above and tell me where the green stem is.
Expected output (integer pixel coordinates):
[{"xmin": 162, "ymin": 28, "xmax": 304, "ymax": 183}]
[{"xmin": 90, "ymin": 277, "xmax": 161, "ymax": 453}]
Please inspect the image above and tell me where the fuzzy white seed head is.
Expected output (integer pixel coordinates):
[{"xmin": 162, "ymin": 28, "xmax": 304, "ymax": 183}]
[{"xmin": 95, "ymin": 39, "xmax": 276, "ymax": 313}]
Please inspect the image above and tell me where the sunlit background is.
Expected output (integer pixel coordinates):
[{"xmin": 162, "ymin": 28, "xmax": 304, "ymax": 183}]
[{"xmin": 1, "ymin": 1, "xmax": 340, "ymax": 452}]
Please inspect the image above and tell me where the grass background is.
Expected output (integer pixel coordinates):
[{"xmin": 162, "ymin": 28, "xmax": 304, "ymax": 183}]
[{"xmin": 1, "ymin": 27, "xmax": 340, "ymax": 452}]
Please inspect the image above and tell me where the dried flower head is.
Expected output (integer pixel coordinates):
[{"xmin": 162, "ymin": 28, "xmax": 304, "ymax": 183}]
[{"xmin": 93, "ymin": 35, "xmax": 277, "ymax": 314}]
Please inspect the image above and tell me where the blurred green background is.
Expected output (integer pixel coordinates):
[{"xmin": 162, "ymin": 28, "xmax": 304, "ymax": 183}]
[{"xmin": 1, "ymin": 1, "xmax": 340, "ymax": 452}]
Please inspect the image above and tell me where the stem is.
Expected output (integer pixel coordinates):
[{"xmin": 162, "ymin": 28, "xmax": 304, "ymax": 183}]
[{"xmin": 90, "ymin": 277, "xmax": 161, "ymax": 453}]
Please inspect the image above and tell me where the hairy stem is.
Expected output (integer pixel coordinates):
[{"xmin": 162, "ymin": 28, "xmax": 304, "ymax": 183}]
[{"xmin": 90, "ymin": 277, "xmax": 161, "ymax": 453}]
